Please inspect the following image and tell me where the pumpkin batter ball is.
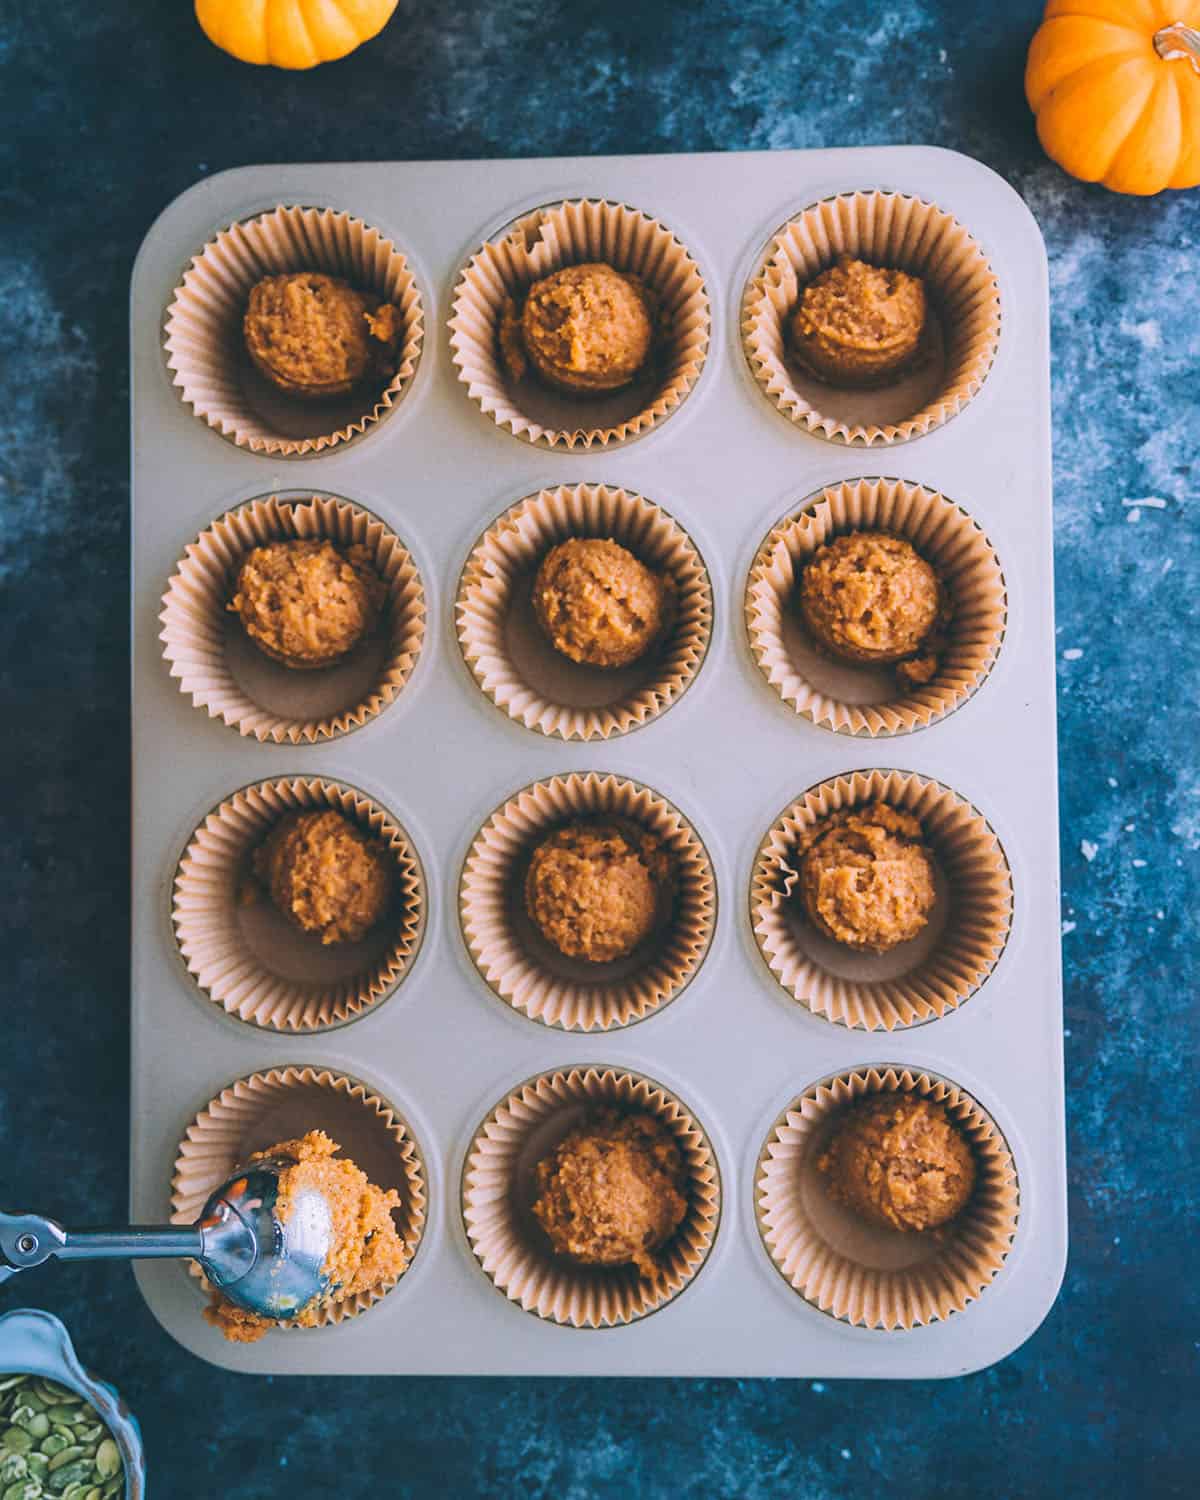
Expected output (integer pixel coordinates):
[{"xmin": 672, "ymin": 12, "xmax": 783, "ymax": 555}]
[
  {"xmin": 229, "ymin": 538, "xmax": 384, "ymax": 671},
  {"xmin": 205, "ymin": 1130, "xmax": 408, "ymax": 1343},
  {"xmin": 532, "ymin": 1111, "xmax": 688, "ymax": 1278},
  {"xmin": 790, "ymin": 256, "xmax": 927, "ymax": 387},
  {"xmin": 819, "ymin": 1093, "xmax": 976, "ymax": 1233},
  {"xmin": 524, "ymin": 821, "xmax": 670, "ymax": 963},
  {"xmin": 799, "ymin": 531, "xmax": 948, "ymax": 689},
  {"xmin": 532, "ymin": 537, "xmax": 672, "ymax": 669},
  {"xmin": 244, "ymin": 272, "xmax": 402, "ymax": 400},
  {"xmin": 499, "ymin": 262, "xmax": 655, "ymax": 394},
  {"xmin": 255, "ymin": 808, "xmax": 393, "ymax": 946},
  {"xmin": 797, "ymin": 802, "xmax": 936, "ymax": 954}
]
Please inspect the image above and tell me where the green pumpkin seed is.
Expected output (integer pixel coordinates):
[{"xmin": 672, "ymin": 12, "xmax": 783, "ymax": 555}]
[
  {"xmin": 45, "ymin": 1448, "xmax": 83, "ymax": 1475},
  {"xmin": 0, "ymin": 1434, "xmax": 31, "ymax": 1457},
  {"xmin": 23, "ymin": 1459, "xmax": 45, "ymax": 1483},
  {"xmin": 34, "ymin": 1441, "xmax": 63, "ymax": 1462},
  {"xmin": 0, "ymin": 1457, "xmax": 27, "ymax": 1483},
  {"xmin": 91, "ymin": 1445, "xmax": 117, "ymax": 1487}
]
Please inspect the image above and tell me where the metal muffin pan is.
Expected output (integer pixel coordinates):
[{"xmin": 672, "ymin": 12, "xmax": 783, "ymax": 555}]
[{"xmin": 129, "ymin": 148, "xmax": 1065, "ymax": 1376}]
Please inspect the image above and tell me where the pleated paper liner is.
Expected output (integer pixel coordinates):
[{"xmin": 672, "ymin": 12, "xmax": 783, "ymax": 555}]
[
  {"xmin": 449, "ymin": 198, "xmax": 710, "ymax": 450},
  {"xmin": 462, "ymin": 1066, "xmax": 721, "ymax": 1328},
  {"xmin": 750, "ymin": 769, "xmax": 1012, "ymax": 1030},
  {"xmin": 756, "ymin": 1065, "xmax": 1019, "ymax": 1330},
  {"xmin": 459, "ymin": 772, "xmax": 716, "ymax": 1031},
  {"xmin": 745, "ymin": 477, "xmax": 1006, "ymax": 736},
  {"xmin": 160, "ymin": 493, "xmax": 425, "ymax": 745},
  {"xmin": 164, "ymin": 204, "xmax": 424, "ymax": 457},
  {"xmin": 173, "ymin": 776, "xmax": 426, "ymax": 1033},
  {"xmin": 457, "ymin": 484, "xmax": 713, "ymax": 741},
  {"xmin": 171, "ymin": 1065, "xmax": 427, "ymax": 1331},
  {"xmin": 741, "ymin": 190, "xmax": 1001, "ymax": 445}
]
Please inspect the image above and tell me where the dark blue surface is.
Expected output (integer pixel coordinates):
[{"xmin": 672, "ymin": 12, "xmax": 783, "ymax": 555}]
[{"xmin": 2, "ymin": 2, "xmax": 1198, "ymax": 1495}]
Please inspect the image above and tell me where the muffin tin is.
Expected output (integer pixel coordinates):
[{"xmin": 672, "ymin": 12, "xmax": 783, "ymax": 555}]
[{"xmin": 129, "ymin": 148, "xmax": 1065, "ymax": 1376}]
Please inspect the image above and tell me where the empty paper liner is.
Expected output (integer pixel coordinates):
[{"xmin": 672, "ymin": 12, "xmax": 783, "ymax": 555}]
[
  {"xmin": 459, "ymin": 772, "xmax": 716, "ymax": 1031},
  {"xmin": 171, "ymin": 1065, "xmax": 427, "ymax": 1329},
  {"xmin": 457, "ymin": 483, "xmax": 713, "ymax": 740},
  {"xmin": 173, "ymin": 776, "xmax": 426, "ymax": 1032},
  {"xmin": 745, "ymin": 477, "xmax": 1006, "ymax": 736},
  {"xmin": 750, "ymin": 768, "xmax": 1012, "ymax": 1030},
  {"xmin": 449, "ymin": 197, "xmax": 710, "ymax": 450},
  {"xmin": 462, "ymin": 1065, "xmax": 721, "ymax": 1328},
  {"xmin": 742, "ymin": 190, "xmax": 1001, "ymax": 445},
  {"xmin": 160, "ymin": 493, "xmax": 425, "ymax": 745},
  {"xmin": 756, "ymin": 1066, "xmax": 1019, "ymax": 1329},
  {"xmin": 164, "ymin": 204, "xmax": 424, "ymax": 457}
]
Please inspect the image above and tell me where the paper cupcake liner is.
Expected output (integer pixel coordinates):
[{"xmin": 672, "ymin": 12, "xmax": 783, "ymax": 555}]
[
  {"xmin": 742, "ymin": 191, "xmax": 1001, "ymax": 446},
  {"xmin": 164, "ymin": 204, "xmax": 424, "ymax": 457},
  {"xmin": 462, "ymin": 1065, "xmax": 720, "ymax": 1328},
  {"xmin": 745, "ymin": 477, "xmax": 1006, "ymax": 736},
  {"xmin": 173, "ymin": 776, "xmax": 426, "ymax": 1032},
  {"xmin": 457, "ymin": 484, "xmax": 713, "ymax": 741},
  {"xmin": 459, "ymin": 772, "xmax": 716, "ymax": 1031},
  {"xmin": 160, "ymin": 493, "xmax": 425, "ymax": 745},
  {"xmin": 171, "ymin": 1065, "xmax": 426, "ymax": 1330},
  {"xmin": 756, "ymin": 1065, "xmax": 1019, "ymax": 1329},
  {"xmin": 751, "ymin": 769, "xmax": 1012, "ymax": 1030},
  {"xmin": 449, "ymin": 198, "xmax": 710, "ymax": 451}
]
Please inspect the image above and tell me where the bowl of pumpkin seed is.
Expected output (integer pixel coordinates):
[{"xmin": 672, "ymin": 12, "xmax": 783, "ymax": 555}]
[{"xmin": 0, "ymin": 1311, "xmax": 144, "ymax": 1500}]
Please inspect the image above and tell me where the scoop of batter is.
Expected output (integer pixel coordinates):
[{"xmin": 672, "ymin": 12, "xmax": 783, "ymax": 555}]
[
  {"xmin": 255, "ymin": 808, "xmax": 393, "ymax": 946},
  {"xmin": 524, "ymin": 821, "xmax": 669, "ymax": 963},
  {"xmin": 532, "ymin": 1110, "xmax": 688, "ymax": 1278},
  {"xmin": 532, "ymin": 537, "xmax": 672, "ymax": 669},
  {"xmin": 229, "ymin": 538, "xmax": 383, "ymax": 671},
  {"xmin": 797, "ymin": 802, "xmax": 936, "ymax": 953},
  {"xmin": 790, "ymin": 256, "xmax": 926, "ymax": 387},
  {"xmin": 818, "ymin": 1092, "xmax": 976, "ymax": 1232},
  {"xmin": 205, "ymin": 1130, "xmax": 408, "ymax": 1343},
  {"xmin": 799, "ymin": 531, "xmax": 946, "ymax": 684},
  {"xmin": 243, "ymin": 272, "xmax": 401, "ymax": 400},
  {"xmin": 499, "ymin": 262, "xmax": 654, "ymax": 394}
]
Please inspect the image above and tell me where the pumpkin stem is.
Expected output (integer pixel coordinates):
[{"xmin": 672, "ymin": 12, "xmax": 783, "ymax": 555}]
[{"xmin": 1154, "ymin": 22, "xmax": 1200, "ymax": 75}]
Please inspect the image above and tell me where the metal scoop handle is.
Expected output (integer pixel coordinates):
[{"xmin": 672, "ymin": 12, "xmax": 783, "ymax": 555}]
[{"xmin": 0, "ymin": 1207, "xmax": 252, "ymax": 1289}]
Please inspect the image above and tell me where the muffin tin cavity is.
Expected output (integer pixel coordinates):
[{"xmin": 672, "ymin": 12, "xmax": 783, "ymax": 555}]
[
  {"xmin": 751, "ymin": 769, "xmax": 1013, "ymax": 1030},
  {"xmin": 462, "ymin": 1066, "xmax": 721, "ymax": 1327},
  {"xmin": 457, "ymin": 483, "xmax": 713, "ymax": 741},
  {"xmin": 171, "ymin": 1066, "xmax": 427, "ymax": 1329},
  {"xmin": 459, "ymin": 772, "xmax": 716, "ymax": 1032},
  {"xmin": 756, "ymin": 1066, "xmax": 1020, "ymax": 1329},
  {"xmin": 160, "ymin": 493, "xmax": 425, "ymax": 744},
  {"xmin": 172, "ymin": 776, "xmax": 427, "ymax": 1032},
  {"xmin": 164, "ymin": 204, "xmax": 424, "ymax": 457},
  {"xmin": 449, "ymin": 198, "xmax": 710, "ymax": 450},
  {"xmin": 745, "ymin": 477, "xmax": 1006, "ymax": 737},
  {"xmin": 742, "ymin": 190, "xmax": 1001, "ymax": 445}
]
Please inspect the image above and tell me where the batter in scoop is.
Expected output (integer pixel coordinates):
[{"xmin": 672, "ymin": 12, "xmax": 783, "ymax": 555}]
[{"xmin": 205, "ymin": 1130, "xmax": 408, "ymax": 1343}]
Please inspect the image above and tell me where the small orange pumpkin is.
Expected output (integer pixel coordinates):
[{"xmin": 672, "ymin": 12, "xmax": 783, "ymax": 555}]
[
  {"xmin": 1026, "ymin": 0, "xmax": 1200, "ymax": 194},
  {"xmin": 196, "ymin": 0, "xmax": 399, "ymax": 70}
]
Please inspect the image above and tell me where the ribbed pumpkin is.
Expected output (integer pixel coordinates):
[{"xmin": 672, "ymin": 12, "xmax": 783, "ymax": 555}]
[
  {"xmin": 196, "ymin": 0, "xmax": 399, "ymax": 70},
  {"xmin": 1026, "ymin": 1, "xmax": 1200, "ymax": 194}
]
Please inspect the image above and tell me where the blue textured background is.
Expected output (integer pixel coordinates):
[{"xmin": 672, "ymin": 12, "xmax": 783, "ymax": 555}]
[{"xmin": 2, "ymin": 2, "xmax": 1197, "ymax": 1495}]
